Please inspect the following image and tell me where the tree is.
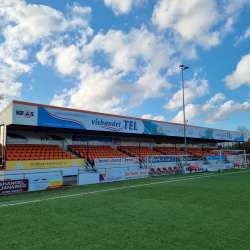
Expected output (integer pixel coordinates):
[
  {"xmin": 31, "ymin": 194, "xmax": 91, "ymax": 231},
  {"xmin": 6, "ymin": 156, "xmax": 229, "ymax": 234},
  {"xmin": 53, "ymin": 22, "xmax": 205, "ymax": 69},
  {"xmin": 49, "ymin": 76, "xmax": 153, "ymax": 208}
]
[
  {"xmin": 236, "ymin": 125, "xmax": 250, "ymax": 141},
  {"xmin": 235, "ymin": 125, "xmax": 250, "ymax": 153}
]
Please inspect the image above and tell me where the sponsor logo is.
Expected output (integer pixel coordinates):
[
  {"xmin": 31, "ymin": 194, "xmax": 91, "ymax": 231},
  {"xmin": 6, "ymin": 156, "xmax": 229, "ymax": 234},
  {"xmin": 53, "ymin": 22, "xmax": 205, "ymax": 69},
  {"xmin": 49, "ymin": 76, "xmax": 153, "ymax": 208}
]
[
  {"xmin": 202, "ymin": 132, "xmax": 206, "ymax": 136},
  {"xmin": 16, "ymin": 110, "xmax": 34, "ymax": 118},
  {"xmin": 157, "ymin": 126, "xmax": 163, "ymax": 133},
  {"xmin": 166, "ymin": 127, "xmax": 173, "ymax": 133},
  {"xmin": 99, "ymin": 172, "xmax": 123, "ymax": 182},
  {"xmin": 188, "ymin": 130, "xmax": 193, "ymax": 135},
  {"xmin": 215, "ymin": 132, "xmax": 227, "ymax": 139},
  {"xmin": 91, "ymin": 119, "xmax": 138, "ymax": 132}
]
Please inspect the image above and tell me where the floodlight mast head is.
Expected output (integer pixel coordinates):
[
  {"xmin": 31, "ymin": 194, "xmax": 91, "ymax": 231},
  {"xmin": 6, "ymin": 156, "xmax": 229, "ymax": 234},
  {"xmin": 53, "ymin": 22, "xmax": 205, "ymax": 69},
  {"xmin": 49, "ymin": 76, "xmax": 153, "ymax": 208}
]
[{"xmin": 179, "ymin": 65, "xmax": 189, "ymax": 70}]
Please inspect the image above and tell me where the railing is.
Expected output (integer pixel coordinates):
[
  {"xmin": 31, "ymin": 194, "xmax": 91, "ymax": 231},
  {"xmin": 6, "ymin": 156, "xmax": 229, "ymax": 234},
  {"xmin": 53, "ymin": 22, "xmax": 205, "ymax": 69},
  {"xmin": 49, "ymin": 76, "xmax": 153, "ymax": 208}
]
[
  {"xmin": 92, "ymin": 166, "xmax": 140, "ymax": 173},
  {"xmin": 0, "ymin": 170, "xmax": 62, "ymax": 180}
]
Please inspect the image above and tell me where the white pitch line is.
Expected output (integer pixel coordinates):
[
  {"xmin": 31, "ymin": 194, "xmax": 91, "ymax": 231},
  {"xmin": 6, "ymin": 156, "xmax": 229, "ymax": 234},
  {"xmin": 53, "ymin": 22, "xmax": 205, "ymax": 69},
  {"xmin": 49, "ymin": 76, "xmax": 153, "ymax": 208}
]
[{"xmin": 0, "ymin": 170, "xmax": 249, "ymax": 208}]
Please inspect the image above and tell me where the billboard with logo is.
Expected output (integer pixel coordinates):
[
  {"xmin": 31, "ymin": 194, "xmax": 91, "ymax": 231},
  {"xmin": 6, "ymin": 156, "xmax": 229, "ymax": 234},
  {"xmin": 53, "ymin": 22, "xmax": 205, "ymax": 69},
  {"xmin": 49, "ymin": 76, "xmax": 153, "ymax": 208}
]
[
  {"xmin": 94, "ymin": 157, "xmax": 139, "ymax": 166},
  {"xmin": 12, "ymin": 103, "xmax": 38, "ymax": 126},
  {"xmin": 87, "ymin": 113, "xmax": 144, "ymax": 134},
  {"xmin": 78, "ymin": 169, "xmax": 148, "ymax": 185},
  {"xmin": 0, "ymin": 179, "xmax": 29, "ymax": 195},
  {"xmin": 38, "ymin": 107, "xmax": 87, "ymax": 129},
  {"xmin": 124, "ymin": 170, "xmax": 148, "ymax": 180},
  {"xmin": 6, "ymin": 159, "xmax": 84, "ymax": 170},
  {"xmin": 29, "ymin": 176, "xmax": 63, "ymax": 191}
]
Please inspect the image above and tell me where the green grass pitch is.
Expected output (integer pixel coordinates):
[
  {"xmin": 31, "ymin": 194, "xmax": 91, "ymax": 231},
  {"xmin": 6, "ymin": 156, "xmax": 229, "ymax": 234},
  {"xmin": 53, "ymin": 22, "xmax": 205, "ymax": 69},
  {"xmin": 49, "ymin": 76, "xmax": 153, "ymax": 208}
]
[{"xmin": 1, "ymin": 169, "xmax": 250, "ymax": 250}]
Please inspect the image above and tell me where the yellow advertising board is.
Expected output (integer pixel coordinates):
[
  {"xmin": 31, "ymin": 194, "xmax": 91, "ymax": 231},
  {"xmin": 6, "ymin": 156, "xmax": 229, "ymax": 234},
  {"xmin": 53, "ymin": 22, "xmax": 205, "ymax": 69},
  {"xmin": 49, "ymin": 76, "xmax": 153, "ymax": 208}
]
[{"xmin": 6, "ymin": 158, "xmax": 84, "ymax": 170}]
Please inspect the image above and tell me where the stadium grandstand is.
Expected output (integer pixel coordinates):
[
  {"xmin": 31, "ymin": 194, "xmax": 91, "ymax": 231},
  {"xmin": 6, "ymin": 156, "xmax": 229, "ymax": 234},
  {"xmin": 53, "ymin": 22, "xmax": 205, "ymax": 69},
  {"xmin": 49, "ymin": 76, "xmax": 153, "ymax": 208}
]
[{"xmin": 0, "ymin": 100, "xmax": 248, "ymax": 194}]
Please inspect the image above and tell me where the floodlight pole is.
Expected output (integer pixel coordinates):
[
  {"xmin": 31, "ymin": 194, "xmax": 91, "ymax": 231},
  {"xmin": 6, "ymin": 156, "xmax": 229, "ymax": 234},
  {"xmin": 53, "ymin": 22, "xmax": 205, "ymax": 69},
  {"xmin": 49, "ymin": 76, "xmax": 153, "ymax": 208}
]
[{"xmin": 179, "ymin": 65, "xmax": 189, "ymax": 158}]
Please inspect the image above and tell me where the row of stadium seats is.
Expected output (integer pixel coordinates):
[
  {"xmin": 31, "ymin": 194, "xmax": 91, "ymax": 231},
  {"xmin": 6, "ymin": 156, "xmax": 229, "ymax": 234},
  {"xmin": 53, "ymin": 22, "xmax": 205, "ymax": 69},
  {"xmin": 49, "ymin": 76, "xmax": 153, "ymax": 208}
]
[
  {"xmin": 7, "ymin": 144, "xmax": 60, "ymax": 149},
  {"xmin": 69, "ymin": 145, "xmax": 127, "ymax": 164},
  {"xmin": 153, "ymin": 147, "xmax": 184, "ymax": 155},
  {"xmin": 154, "ymin": 146, "xmax": 220, "ymax": 157},
  {"xmin": 6, "ymin": 144, "xmax": 75, "ymax": 161},
  {"xmin": 118, "ymin": 146, "xmax": 161, "ymax": 159}
]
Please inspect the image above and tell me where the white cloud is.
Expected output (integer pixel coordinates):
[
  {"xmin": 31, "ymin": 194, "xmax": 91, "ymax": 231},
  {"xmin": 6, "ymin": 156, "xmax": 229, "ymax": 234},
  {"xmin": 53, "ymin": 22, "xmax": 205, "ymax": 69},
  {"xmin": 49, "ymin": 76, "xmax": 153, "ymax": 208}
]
[
  {"xmin": 50, "ymin": 63, "xmax": 129, "ymax": 114},
  {"xmin": 153, "ymin": 115, "xmax": 165, "ymax": 121},
  {"xmin": 234, "ymin": 27, "xmax": 250, "ymax": 45},
  {"xmin": 152, "ymin": 0, "xmax": 250, "ymax": 50},
  {"xmin": 129, "ymin": 70, "xmax": 171, "ymax": 108},
  {"xmin": 204, "ymin": 100, "xmax": 250, "ymax": 124},
  {"xmin": 171, "ymin": 93, "xmax": 225, "ymax": 123},
  {"xmin": 141, "ymin": 114, "xmax": 165, "ymax": 121},
  {"xmin": 170, "ymin": 93, "xmax": 250, "ymax": 125},
  {"xmin": 0, "ymin": 0, "xmax": 92, "ymax": 109},
  {"xmin": 164, "ymin": 77, "xmax": 209, "ymax": 111},
  {"xmin": 152, "ymin": 0, "xmax": 221, "ymax": 49},
  {"xmin": 47, "ymin": 26, "xmax": 175, "ymax": 112},
  {"xmin": 86, "ymin": 26, "xmax": 174, "ymax": 72},
  {"xmin": 103, "ymin": 0, "xmax": 146, "ymax": 15},
  {"xmin": 0, "ymin": 78, "xmax": 22, "ymax": 109},
  {"xmin": 52, "ymin": 45, "xmax": 81, "ymax": 75},
  {"xmin": 223, "ymin": 53, "xmax": 250, "ymax": 89}
]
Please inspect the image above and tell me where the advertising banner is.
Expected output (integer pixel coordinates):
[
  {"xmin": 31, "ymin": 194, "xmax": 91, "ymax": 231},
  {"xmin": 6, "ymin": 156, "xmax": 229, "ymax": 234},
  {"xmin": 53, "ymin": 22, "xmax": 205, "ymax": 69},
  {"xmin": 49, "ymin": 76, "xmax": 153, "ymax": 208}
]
[
  {"xmin": 87, "ymin": 113, "xmax": 144, "ymax": 134},
  {"xmin": 11, "ymin": 102, "xmax": 246, "ymax": 142},
  {"xmin": 206, "ymin": 155, "xmax": 225, "ymax": 160},
  {"xmin": 29, "ymin": 176, "xmax": 63, "ymax": 191},
  {"xmin": 0, "ymin": 179, "xmax": 29, "ymax": 195},
  {"xmin": 124, "ymin": 170, "xmax": 148, "ymax": 180},
  {"xmin": 146, "ymin": 156, "xmax": 175, "ymax": 163},
  {"xmin": 98, "ymin": 171, "xmax": 125, "ymax": 183},
  {"xmin": 6, "ymin": 159, "xmax": 84, "ymax": 170},
  {"xmin": 78, "ymin": 169, "xmax": 149, "ymax": 185},
  {"xmin": 142, "ymin": 120, "xmax": 245, "ymax": 142},
  {"xmin": 94, "ymin": 157, "xmax": 139, "ymax": 166},
  {"xmin": 38, "ymin": 107, "xmax": 87, "ymax": 130}
]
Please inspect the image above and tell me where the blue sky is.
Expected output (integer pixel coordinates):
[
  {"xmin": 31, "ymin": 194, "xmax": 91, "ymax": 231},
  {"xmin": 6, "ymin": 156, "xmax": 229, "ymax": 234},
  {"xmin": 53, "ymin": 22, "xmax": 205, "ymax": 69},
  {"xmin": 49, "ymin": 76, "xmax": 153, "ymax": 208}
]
[{"xmin": 0, "ymin": 0, "xmax": 250, "ymax": 132}]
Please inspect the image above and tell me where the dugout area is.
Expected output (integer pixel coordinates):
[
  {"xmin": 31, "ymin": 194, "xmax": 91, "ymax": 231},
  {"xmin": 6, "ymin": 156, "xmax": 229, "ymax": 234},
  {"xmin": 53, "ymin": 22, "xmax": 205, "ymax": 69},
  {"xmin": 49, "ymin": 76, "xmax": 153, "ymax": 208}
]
[{"xmin": 0, "ymin": 100, "xmax": 248, "ymax": 194}]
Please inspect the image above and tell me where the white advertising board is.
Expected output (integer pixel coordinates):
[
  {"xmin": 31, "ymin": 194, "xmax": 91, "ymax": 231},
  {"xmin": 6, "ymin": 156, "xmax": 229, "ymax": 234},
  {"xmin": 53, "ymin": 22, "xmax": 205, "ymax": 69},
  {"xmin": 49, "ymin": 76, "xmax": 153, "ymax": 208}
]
[
  {"xmin": 78, "ymin": 169, "xmax": 148, "ymax": 185},
  {"xmin": 29, "ymin": 176, "xmax": 63, "ymax": 191},
  {"xmin": 124, "ymin": 169, "xmax": 148, "ymax": 180}
]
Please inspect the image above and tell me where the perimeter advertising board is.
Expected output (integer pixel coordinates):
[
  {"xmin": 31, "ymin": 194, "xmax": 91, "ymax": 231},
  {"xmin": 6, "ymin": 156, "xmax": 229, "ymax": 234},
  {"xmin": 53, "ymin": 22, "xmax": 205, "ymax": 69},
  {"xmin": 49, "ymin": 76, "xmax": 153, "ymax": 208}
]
[
  {"xmin": 124, "ymin": 170, "xmax": 148, "ymax": 180},
  {"xmin": 0, "ymin": 179, "xmax": 29, "ymax": 195},
  {"xmin": 78, "ymin": 169, "xmax": 148, "ymax": 185},
  {"xmin": 146, "ymin": 156, "xmax": 176, "ymax": 163},
  {"xmin": 6, "ymin": 159, "xmax": 84, "ymax": 170},
  {"xmin": 29, "ymin": 176, "xmax": 63, "ymax": 191}
]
